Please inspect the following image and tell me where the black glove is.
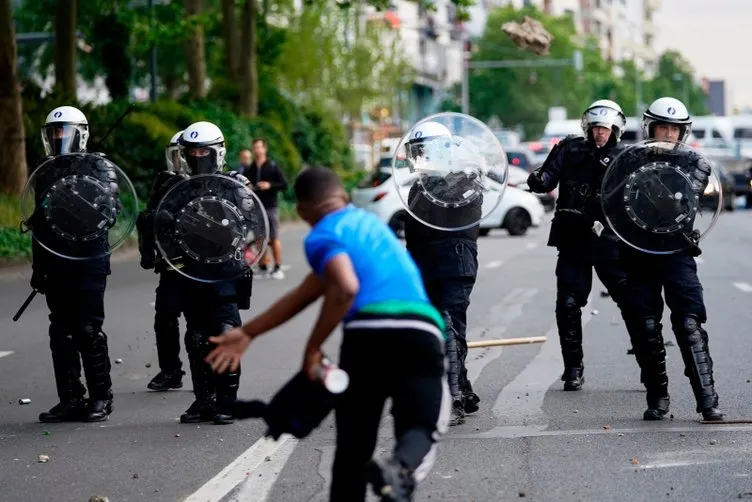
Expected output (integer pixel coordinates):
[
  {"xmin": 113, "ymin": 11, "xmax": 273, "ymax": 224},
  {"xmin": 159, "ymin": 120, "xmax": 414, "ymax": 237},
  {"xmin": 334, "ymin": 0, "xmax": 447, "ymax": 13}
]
[
  {"xmin": 527, "ymin": 171, "xmax": 546, "ymax": 193},
  {"xmin": 140, "ymin": 254, "xmax": 156, "ymax": 270},
  {"xmin": 30, "ymin": 270, "xmax": 47, "ymax": 293}
]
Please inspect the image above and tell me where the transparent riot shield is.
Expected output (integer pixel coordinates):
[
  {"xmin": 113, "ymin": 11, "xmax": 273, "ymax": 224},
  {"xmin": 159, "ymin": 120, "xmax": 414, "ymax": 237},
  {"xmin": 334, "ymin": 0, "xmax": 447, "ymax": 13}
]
[
  {"xmin": 154, "ymin": 174, "xmax": 269, "ymax": 282},
  {"xmin": 392, "ymin": 112, "xmax": 509, "ymax": 232},
  {"xmin": 601, "ymin": 140, "xmax": 722, "ymax": 254},
  {"xmin": 20, "ymin": 153, "xmax": 138, "ymax": 260}
]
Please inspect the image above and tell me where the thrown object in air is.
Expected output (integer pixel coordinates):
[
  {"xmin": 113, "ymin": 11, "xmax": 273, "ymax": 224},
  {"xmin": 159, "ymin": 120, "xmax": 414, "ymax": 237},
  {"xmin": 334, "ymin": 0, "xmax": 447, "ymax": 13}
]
[{"xmin": 501, "ymin": 16, "xmax": 554, "ymax": 56}]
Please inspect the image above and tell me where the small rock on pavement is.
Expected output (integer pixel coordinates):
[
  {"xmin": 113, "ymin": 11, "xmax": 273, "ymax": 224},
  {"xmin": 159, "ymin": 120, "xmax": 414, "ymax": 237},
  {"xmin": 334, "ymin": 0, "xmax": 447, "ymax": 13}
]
[
  {"xmin": 518, "ymin": 491, "xmax": 526, "ymax": 498},
  {"xmin": 114, "ymin": 358, "xmax": 123, "ymax": 364},
  {"xmin": 591, "ymin": 310, "xmax": 599, "ymax": 315},
  {"xmin": 89, "ymin": 497, "xmax": 109, "ymax": 502},
  {"xmin": 38, "ymin": 455, "xmax": 49, "ymax": 463},
  {"xmin": 132, "ymin": 473, "xmax": 139, "ymax": 479},
  {"xmin": 145, "ymin": 363, "xmax": 152, "ymax": 368},
  {"xmin": 18, "ymin": 398, "xmax": 31, "ymax": 405},
  {"xmin": 264, "ymin": 456, "xmax": 271, "ymax": 462},
  {"xmin": 630, "ymin": 457, "xmax": 639, "ymax": 465},
  {"xmin": 709, "ymin": 439, "xmax": 718, "ymax": 445}
]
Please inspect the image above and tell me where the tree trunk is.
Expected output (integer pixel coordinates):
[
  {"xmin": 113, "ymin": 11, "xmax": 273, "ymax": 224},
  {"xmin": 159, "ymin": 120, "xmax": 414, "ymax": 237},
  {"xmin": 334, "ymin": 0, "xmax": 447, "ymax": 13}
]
[
  {"xmin": 0, "ymin": 0, "xmax": 28, "ymax": 195},
  {"xmin": 221, "ymin": 0, "xmax": 240, "ymax": 80},
  {"xmin": 183, "ymin": 0, "xmax": 207, "ymax": 98},
  {"xmin": 239, "ymin": 0, "xmax": 258, "ymax": 118},
  {"xmin": 54, "ymin": 0, "xmax": 78, "ymax": 97}
]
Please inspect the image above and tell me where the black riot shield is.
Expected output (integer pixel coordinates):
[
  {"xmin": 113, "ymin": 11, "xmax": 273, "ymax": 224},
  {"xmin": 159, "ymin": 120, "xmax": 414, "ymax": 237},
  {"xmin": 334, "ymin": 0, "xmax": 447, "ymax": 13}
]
[
  {"xmin": 393, "ymin": 112, "xmax": 509, "ymax": 231},
  {"xmin": 600, "ymin": 140, "xmax": 722, "ymax": 254},
  {"xmin": 20, "ymin": 153, "xmax": 138, "ymax": 260},
  {"xmin": 154, "ymin": 174, "xmax": 269, "ymax": 283}
]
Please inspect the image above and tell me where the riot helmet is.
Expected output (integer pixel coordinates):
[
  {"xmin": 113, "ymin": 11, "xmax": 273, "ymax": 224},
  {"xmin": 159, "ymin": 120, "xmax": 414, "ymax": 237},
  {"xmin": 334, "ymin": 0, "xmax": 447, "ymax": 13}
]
[
  {"xmin": 642, "ymin": 97, "xmax": 692, "ymax": 143},
  {"xmin": 581, "ymin": 99, "xmax": 626, "ymax": 148},
  {"xmin": 178, "ymin": 121, "xmax": 227, "ymax": 175},
  {"xmin": 404, "ymin": 121, "xmax": 453, "ymax": 173},
  {"xmin": 42, "ymin": 106, "xmax": 90, "ymax": 156},
  {"xmin": 165, "ymin": 130, "xmax": 185, "ymax": 173}
]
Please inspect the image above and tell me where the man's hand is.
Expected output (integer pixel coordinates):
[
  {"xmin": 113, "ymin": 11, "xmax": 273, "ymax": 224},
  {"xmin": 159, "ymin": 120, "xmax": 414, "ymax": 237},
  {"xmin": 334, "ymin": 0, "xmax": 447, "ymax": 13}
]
[
  {"xmin": 257, "ymin": 181, "xmax": 271, "ymax": 190},
  {"xmin": 206, "ymin": 327, "xmax": 254, "ymax": 374},
  {"xmin": 302, "ymin": 344, "xmax": 323, "ymax": 381},
  {"xmin": 527, "ymin": 171, "xmax": 546, "ymax": 193},
  {"xmin": 30, "ymin": 271, "xmax": 46, "ymax": 294}
]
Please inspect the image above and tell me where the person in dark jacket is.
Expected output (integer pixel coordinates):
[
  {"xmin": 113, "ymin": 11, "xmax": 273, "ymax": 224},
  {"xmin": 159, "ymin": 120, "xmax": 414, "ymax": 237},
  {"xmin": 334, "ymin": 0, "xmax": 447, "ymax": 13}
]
[
  {"xmin": 527, "ymin": 99, "xmax": 641, "ymax": 393},
  {"xmin": 612, "ymin": 97, "xmax": 723, "ymax": 422},
  {"xmin": 246, "ymin": 139, "xmax": 288, "ymax": 279},
  {"xmin": 31, "ymin": 105, "xmax": 116, "ymax": 423}
]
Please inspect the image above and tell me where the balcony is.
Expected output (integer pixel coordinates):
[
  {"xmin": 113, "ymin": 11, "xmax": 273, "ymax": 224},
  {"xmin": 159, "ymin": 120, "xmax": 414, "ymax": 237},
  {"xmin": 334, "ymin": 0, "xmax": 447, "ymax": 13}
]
[
  {"xmin": 643, "ymin": 16, "xmax": 655, "ymax": 36},
  {"xmin": 644, "ymin": 0, "xmax": 660, "ymax": 11},
  {"xmin": 415, "ymin": 37, "xmax": 448, "ymax": 86}
]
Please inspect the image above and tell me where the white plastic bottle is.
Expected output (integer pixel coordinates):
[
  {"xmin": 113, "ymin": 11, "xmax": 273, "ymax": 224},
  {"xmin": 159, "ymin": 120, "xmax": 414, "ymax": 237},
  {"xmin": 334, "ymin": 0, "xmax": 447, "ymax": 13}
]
[{"xmin": 315, "ymin": 357, "xmax": 350, "ymax": 394}]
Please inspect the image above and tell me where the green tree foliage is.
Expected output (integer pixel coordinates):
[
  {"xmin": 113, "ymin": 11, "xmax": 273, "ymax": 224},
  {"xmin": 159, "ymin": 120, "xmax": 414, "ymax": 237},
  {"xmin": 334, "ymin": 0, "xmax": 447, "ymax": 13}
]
[{"xmin": 454, "ymin": 4, "xmax": 709, "ymax": 138}]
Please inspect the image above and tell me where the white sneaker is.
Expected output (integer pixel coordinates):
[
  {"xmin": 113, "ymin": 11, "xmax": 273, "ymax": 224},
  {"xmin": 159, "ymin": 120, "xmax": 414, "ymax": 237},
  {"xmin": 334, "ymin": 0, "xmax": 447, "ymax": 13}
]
[{"xmin": 270, "ymin": 268, "xmax": 285, "ymax": 280}]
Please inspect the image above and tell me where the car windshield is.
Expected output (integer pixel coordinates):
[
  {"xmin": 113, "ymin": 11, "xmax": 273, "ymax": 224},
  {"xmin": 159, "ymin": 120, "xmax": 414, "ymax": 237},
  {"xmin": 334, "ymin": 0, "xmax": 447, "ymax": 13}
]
[{"xmin": 357, "ymin": 170, "xmax": 391, "ymax": 188}]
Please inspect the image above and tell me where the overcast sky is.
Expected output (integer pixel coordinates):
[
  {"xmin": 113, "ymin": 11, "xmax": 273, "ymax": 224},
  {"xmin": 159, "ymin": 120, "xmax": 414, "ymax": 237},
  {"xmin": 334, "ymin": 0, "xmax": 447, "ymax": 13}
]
[{"xmin": 653, "ymin": 0, "xmax": 751, "ymax": 111}]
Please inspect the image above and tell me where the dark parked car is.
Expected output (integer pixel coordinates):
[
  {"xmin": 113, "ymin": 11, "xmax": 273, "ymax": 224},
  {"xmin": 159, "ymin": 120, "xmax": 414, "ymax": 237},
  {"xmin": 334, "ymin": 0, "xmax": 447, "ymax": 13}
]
[{"xmin": 701, "ymin": 163, "xmax": 735, "ymax": 212}]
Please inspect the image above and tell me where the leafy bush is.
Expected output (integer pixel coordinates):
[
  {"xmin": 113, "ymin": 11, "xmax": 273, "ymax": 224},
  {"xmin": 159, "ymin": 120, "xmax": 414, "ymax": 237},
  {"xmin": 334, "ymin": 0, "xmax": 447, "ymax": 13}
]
[{"xmin": 0, "ymin": 228, "xmax": 32, "ymax": 258}]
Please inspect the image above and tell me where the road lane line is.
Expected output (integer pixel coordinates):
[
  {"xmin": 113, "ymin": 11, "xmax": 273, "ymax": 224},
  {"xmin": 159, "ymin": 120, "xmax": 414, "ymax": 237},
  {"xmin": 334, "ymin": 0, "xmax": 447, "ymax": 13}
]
[
  {"xmin": 491, "ymin": 295, "xmax": 594, "ymax": 425},
  {"xmin": 733, "ymin": 282, "xmax": 752, "ymax": 293},
  {"xmin": 0, "ymin": 351, "xmax": 13, "ymax": 359},
  {"xmin": 183, "ymin": 435, "xmax": 298, "ymax": 502}
]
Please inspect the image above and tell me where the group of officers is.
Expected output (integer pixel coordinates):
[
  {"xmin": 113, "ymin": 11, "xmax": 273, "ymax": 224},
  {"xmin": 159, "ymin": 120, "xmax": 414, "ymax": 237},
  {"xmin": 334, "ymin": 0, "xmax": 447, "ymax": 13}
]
[{"xmin": 25, "ymin": 93, "xmax": 723, "ymax": 432}]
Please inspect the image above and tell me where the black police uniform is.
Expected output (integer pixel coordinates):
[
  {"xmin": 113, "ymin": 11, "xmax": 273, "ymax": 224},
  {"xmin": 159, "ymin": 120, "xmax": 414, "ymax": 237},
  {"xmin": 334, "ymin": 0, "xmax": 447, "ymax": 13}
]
[
  {"xmin": 527, "ymin": 135, "xmax": 637, "ymax": 391},
  {"xmin": 28, "ymin": 153, "xmax": 116, "ymax": 423},
  {"xmin": 149, "ymin": 170, "xmax": 254, "ymax": 424},
  {"xmin": 613, "ymin": 146, "xmax": 723, "ymax": 421},
  {"xmin": 137, "ymin": 171, "xmax": 188, "ymax": 391},
  {"xmin": 404, "ymin": 174, "xmax": 481, "ymax": 425}
]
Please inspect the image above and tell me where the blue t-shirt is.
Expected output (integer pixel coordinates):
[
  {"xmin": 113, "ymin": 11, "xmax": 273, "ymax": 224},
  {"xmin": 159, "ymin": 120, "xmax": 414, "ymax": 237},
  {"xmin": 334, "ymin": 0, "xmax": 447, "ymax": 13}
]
[{"xmin": 304, "ymin": 205, "xmax": 430, "ymax": 319}]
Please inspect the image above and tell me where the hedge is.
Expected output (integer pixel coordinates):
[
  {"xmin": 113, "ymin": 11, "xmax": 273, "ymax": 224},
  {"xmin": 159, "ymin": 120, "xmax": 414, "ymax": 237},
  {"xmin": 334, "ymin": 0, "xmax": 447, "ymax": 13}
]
[{"xmin": 0, "ymin": 84, "xmax": 368, "ymax": 260}]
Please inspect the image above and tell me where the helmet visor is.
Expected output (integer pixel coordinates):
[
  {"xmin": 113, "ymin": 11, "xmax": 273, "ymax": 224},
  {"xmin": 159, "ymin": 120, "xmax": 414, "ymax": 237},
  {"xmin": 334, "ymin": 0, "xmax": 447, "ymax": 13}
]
[{"xmin": 42, "ymin": 124, "xmax": 82, "ymax": 156}]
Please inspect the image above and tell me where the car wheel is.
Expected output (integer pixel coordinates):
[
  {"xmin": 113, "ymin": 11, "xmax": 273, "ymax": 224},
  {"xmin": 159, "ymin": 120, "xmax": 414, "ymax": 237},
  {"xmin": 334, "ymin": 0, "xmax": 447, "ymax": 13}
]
[
  {"xmin": 389, "ymin": 211, "xmax": 407, "ymax": 239},
  {"xmin": 479, "ymin": 228, "xmax": 491, "ymax": 237},
  {"xmin": 503, "ymin": 208, "xmax": 531, "ymax": 236}
]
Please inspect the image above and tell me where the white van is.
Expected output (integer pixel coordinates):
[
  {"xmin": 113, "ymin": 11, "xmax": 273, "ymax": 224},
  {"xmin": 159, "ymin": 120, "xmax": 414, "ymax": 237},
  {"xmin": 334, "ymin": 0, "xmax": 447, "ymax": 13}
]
[{"xmin": 691, "ymin": 116, "xmax": 735, "ymax": 158}]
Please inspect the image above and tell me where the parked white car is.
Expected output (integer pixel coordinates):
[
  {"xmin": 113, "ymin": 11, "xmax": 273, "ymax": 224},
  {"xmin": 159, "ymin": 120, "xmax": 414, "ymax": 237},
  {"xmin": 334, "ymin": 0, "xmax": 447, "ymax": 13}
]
[{"xmin": 351, "ymin": 165, "xmax": 545, "ymax": 238}]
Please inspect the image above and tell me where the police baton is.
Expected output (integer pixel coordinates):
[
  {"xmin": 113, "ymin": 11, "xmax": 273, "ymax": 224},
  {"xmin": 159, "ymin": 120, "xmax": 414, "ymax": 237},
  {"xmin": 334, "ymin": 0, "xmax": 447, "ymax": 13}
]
[
  {"xmin": 13, "ymin": 289, "xmax": 39, "ymax": 322},
  {"xmin": 90, "ymin": 103, "xmax": 136, "ymax": 152}
]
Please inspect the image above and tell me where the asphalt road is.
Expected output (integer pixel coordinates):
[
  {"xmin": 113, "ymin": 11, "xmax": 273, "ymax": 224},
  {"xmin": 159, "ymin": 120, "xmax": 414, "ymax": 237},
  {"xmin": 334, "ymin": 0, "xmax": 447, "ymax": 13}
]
[{"xmin": 3, "ymin": 209, "xmax": 752, "ymax": 502}]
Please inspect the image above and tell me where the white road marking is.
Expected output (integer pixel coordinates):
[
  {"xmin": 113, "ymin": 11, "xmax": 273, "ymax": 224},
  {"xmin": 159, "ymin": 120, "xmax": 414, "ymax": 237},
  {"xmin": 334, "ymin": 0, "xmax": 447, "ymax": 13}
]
[
  {"xmin": 183, "ymin": 436, "xmax": 298, "ymax": 502},
  {"xmin": 0, "ymin": 351, "xmax": 13, "ymax": 359},
  {"xmin": 734, "ymin": 282, "xmax": 752, "ymax": 293},
  {"xmin": 485, "ymin": 260, "xmax": 503, "ymax": 269},
  {"xmin": 185, "ymin": 289, "xmax": 542, "ymax": 501},
  {"xmin": 449, "ymin": 423, "xmax": 752, "ymax": 440},
  {"xmin": 492, "ymin": 295, "xmax": 594, "ymax": 425},
  {"xmin": 524, "ymin": 242, "xmax": 538, "ymax": 250}
]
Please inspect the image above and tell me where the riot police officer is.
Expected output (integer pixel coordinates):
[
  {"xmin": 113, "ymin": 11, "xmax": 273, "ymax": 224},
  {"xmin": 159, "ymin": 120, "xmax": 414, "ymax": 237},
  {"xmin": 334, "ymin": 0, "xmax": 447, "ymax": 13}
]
[
  {"xmin": 527, "ymin": 99, "xmax": 639, "ymax": 392},
  {"xmin": 138, "ymin": 131, "xmax": 187, "ymax": 391},
  {"xmin": 31, "ymin": 106, "xmax": 115, "ymax": 422},
  {"xmin": 403, "ymin": 121, "xmax": 482, "ymax": 426},
  {"xmin": 165, "ymin": 121, "xmax": 254, "ymax": 425},
  {"xmin": 618, "ymin": 97, "xmax": 723, "ymax": 422}
]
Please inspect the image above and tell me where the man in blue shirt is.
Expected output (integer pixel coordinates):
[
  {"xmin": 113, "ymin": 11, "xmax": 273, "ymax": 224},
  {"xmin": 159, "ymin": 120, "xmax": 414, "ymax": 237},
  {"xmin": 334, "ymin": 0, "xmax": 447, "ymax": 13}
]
[{"xmin": 206, "ymin": 167, "xmax": 450, "ymax": 502}]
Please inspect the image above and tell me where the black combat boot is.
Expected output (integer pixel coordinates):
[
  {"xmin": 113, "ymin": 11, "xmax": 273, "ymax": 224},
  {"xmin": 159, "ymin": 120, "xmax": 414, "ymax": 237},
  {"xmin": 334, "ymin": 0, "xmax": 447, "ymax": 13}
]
[
  {"xmin": 675, "ymin": 317, "xmax": 724, "ymax": 422},
  {"xmin": 147, "ymin": 370, "xmax": 185, "ymax": 391},
  {"xmin": 556, "ymin": 295, "xmax": 585, "ymax": 391},
  {"xmin": 630, "ymin": 317, "xmax": 671, "ymax": 420},
  {"xmin": 214, "ymin": 365, "xmax": 241, "ymax": 425},
  {"xmin": 41, "ymin": 330, "xmax": 88, "ymax": 423},
  {"xmin": 443, "ymin": 314, "xmax": 465, "ymax": 426},
  {"xmin": 181, "ymin": 349, "xmax": 216, "ymax": 424},
  {"xmin": 78, "ymin": 325, "xmax": 114, "ymax": 422},
  {"xmin": 367, "ymin": 458, "xmax": 416, "ymax": 502},
  {"xmin": 85, "ymin": 391, "xmax": 114, "ymax": 422}
]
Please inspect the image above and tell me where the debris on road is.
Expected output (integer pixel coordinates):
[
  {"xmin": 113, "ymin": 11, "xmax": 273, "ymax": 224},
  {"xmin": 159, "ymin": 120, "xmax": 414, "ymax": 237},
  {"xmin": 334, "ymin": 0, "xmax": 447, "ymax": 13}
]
[
  {"xmin": 591, "ymin": 310, "xmax": 600, "ymax": 315},
  {"xmin": 38, "ymin": 454, "xmax": 49, "ymax": 463},
  {"xmin": 630, "ymin": 457, "xmax": 639, "ymax": 465},
  {"xmin": 18, "ymin": 398, "xmax": 31, "ymax": 405},
  {"xmin": 600, "ymin": 290, "xmax": 610, "ymax": 298},
  {"xmin": 114, "ymin": 358, "xmax": 123, "ymax": 364},
  {"xmin": 603, "ymin": 425, "xmax": 612, "ymax": 430},
  {"xmin": 88, "ymin": 497, "xmax": 109, "ymax": 502},
  {"xmin": 145, "ymin": 363, "xmax": 152, "ymax": 368},
  {"xmin": 709, "ymin": 439, "xmax": 718, "ymax": 445}
]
